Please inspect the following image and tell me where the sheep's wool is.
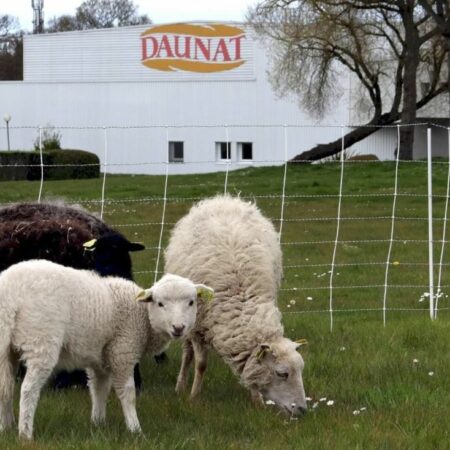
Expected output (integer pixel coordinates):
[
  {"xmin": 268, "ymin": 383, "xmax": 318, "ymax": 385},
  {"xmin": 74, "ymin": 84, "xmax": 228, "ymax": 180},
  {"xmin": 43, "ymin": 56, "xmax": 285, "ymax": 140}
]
[
  {"xmin": 0, "ymin": 261, "xmax": 166, "ymax": 368},
  {"xmin": 165, "ymin": 195, "xmax": 284, "ymax": 377}
]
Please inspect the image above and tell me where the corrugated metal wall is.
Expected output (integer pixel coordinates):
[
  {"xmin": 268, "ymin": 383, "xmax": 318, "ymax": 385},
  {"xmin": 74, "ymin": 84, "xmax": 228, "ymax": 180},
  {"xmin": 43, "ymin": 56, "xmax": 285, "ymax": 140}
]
[
  {"xmin": 24, "ymin": 22, "xmax": 255, "ymax": 82},
  {"xmin": 0, "ymin": 22, "xmax": 355, "ymax": 174}
]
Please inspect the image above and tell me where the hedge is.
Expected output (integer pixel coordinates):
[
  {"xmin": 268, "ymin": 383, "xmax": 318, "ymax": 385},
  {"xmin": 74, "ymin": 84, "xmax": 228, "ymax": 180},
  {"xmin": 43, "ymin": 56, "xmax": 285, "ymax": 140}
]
[{"xmin": 0, "ymin": 149, "xmax": 100, "ymax": 181}]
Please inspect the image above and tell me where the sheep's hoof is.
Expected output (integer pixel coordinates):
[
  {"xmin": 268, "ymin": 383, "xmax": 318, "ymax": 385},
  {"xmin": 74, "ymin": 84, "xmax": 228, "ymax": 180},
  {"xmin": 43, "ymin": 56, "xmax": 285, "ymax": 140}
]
[
  {"xmin": 175, "ymin": 380, "xmax": 187, "ymax": 394},
  {"xmin": 18, "ymin": 430, "xmax": 33, "ymax": 441}
]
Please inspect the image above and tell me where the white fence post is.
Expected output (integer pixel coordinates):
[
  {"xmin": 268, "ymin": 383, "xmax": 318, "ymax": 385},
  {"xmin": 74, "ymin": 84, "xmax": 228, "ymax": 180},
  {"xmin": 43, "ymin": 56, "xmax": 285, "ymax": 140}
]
[
  {"xmin": 435, "ymin": 126, "xmax": 450, "ymax": 318},
  {"xmin": 382, "ymin": 124, "xmax": 401, "ymax": 326},
  {"xmin": 224, "ymin": 124, "xmax": 230, "ymax": 194},
  {"xmin": 37, "ymin": 125, "xmax": 44, "ymax": 203},
  {"xmin": 329, "ymin": 126, "xmax": 346, "ymax": 332},
  {"xmin": 154, "ymin": 125, "xmax": 170, "ymax": 284},
  {"xmin": 100, "ymin": 127, "xmax": 108, "ymax": 220},
  {"xmin": 279, "ymin": 124, "xmax": 288, "ymax": 241},
  {"xmin": 427, "ymin": 127, "xmax": 435, "ymax": 320}
]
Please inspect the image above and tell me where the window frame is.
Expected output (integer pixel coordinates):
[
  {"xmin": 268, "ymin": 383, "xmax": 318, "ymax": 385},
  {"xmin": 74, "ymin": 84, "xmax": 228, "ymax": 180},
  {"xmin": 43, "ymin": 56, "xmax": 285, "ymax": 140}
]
[
  {"xmin": 215, "ymin": 141, "xmax": 232, "ymax": 162},
  {"xmin": 237, "ymin": 142, "xmax": 253, "ymax": 162},
  {"xmin": 168, "ymin": 141, "xmax": 184, "ymax": 163}
]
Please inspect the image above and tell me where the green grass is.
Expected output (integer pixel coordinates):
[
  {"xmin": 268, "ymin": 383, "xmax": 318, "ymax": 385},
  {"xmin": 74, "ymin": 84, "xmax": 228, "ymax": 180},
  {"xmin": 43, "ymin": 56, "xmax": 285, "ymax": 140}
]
[{"xmin": 0, "ymin": 161, "xmax": 449, "ymax": 449}]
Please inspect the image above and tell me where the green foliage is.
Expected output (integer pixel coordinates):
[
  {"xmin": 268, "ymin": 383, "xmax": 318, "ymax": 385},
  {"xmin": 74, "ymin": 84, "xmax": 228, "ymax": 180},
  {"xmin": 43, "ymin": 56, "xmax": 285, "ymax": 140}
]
[
  {"xmin": 33, "ymin": 126, "xmax": 62, "ymax": 151},
  {"xmin": 0, "ymin": 149, "xmax": 99, "ymax": 181}
]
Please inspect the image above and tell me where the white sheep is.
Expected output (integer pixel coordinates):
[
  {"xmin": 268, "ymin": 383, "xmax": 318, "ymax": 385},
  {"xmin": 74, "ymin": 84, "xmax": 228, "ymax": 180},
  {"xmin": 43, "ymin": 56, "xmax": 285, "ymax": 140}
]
[
  {"xmin": 0, "ymin": 260, "xmax": 213, "ymax": 439},
  {"xmin": 165, "ymin": 195, "xmax": 307, "ymax": 416}
]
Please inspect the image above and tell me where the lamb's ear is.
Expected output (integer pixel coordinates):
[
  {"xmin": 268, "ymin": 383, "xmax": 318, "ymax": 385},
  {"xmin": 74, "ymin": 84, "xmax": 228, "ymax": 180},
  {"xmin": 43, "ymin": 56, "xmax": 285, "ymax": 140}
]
[
  {"xmin": 255, "ymin": 343, "xmax": 272, "ymax": 360},
  {"xmin": 294, "ymin": 339, "xmax": 308, "ymax": 350},
  {"xmin": 136, "ymin": 288, "xmax": 153, "ymax": 303},
  {"xmin": 128, "ymin": 242, "xmax": 145, "ymax": 252},
  {"xmin": 195, "ymin": 284, "xmax": 214, "ymax": 302},
  {"xmin": 82, "ymin": 238, "xmax": 97, "ymax": 252}
]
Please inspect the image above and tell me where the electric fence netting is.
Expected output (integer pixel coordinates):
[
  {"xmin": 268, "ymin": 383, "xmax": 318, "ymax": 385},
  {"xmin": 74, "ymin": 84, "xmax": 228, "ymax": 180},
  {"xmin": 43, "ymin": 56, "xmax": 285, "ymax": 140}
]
[{"xmin": 1, "ymin": 122, "xmax": 450, "ymax": 329}]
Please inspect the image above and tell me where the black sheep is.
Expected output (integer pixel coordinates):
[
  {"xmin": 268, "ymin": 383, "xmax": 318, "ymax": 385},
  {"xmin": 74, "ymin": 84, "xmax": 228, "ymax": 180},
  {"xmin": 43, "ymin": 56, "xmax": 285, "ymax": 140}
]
[{"xmin": 0, "ymin": 201, "xmax": 156, "ymax": 390}]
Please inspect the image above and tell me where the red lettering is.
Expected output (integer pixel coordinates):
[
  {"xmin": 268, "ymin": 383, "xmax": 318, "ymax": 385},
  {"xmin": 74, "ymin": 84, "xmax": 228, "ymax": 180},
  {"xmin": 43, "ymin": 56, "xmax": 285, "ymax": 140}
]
[
  {"xmin": 174, "ymin": 36, "xmax": 191, "ymax": 59},
  {"xmin": 194, "ymin": 38, "xmax": 211, "ymax": 60},
  {"xmin": 213, "ymin": 38, "xmax": 231, "ymax": 62},
  {"xmin": 156, "ymin": 35, "xmax": 174, "ymax": 58},
  {"xmin": 229, "ymin": 35, "xmax": 244, "ymax": 60},
  {"xmin": 142, "ymin": 36, "xmax": 159, "ymax": 60}
]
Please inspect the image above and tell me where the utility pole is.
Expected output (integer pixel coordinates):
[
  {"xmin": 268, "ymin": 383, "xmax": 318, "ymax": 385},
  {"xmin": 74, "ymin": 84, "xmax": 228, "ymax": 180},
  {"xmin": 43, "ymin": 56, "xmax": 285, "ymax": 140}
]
[{"xmin": 32, "ymin": 0, "xmax": 44, "ymax": 34}]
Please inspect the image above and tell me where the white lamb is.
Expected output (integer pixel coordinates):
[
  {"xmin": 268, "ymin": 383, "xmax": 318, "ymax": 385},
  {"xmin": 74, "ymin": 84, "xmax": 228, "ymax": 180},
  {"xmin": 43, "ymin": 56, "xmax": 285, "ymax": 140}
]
[
  {"xmin": 165, "ymin": 195, "xmax": 307, "ymax": 416},
  {"xmin": 0, "ymin": 260, "xmax": 213, "ymax": 439}
]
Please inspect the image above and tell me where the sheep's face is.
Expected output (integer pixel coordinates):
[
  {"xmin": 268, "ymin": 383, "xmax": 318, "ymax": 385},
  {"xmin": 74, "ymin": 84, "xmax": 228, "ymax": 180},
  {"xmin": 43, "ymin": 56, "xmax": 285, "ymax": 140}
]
[
  {"xmin": 242, "ymin": 337, "xmax": 307, "ymax": 416},
  {"xmin": 137, "ymin": 274, "xmax": 213, "ymax": 340},
  {"xmin": 84, "ymin": 233, "xmax": 145, "ymax": 280}
]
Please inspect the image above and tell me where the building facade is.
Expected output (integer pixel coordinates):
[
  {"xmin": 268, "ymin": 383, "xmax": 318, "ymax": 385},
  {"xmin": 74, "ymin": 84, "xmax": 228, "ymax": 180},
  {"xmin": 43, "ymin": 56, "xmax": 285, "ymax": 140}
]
[{"xmin": 0, "ymin": 22, "xmax": 447, "ymax": 173}]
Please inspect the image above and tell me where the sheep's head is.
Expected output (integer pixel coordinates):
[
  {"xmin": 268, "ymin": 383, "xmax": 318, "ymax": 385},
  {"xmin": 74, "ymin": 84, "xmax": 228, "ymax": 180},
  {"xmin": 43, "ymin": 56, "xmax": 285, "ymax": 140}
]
[
  {"xmin": 241, "ymin": 337, "xmax": 307, "ymax": 416},
  {"xmin": 136, "ymin": 273, "xmax": 213, "ymax": 340},
  {"xmin": 83, "ymin": 234, "xmax": 145, "ymax": 280}
]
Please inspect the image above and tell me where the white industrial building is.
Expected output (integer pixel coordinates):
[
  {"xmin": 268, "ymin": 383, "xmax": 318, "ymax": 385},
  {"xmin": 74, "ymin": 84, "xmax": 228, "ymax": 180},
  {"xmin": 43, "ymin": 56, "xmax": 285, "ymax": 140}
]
[{"xmin": 0, "ymin": 22, "xmax": 447, "ymax": 174}]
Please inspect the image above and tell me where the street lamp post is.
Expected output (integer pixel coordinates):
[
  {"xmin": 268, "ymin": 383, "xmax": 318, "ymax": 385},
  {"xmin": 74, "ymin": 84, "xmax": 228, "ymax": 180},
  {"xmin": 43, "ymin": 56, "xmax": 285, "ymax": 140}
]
[{"xmin": 3, "ymin": 114, "xmax": 11, "ymax": 151}]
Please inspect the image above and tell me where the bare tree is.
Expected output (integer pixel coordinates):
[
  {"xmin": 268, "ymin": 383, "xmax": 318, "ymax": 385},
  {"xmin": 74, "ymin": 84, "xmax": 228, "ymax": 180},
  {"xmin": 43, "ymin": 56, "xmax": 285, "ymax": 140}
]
[
  {"xmin": 47, "ymin": 0, "xmax": 151, "ymax": 33},
  {"xmin": 75, "ymin": 0, "xmax": 151, "ymax": 29},
  {"xmin": 0, "ymin": 15, "xmax": 22, "ymax": 80},
  {"xmin": 0, "ymin": 14, "xmax": 20, "ymax": 40},
  {"xmin": 47, "ymin": 15, "xmax": 81, "ymax": 33},
  {"xmin": 248, "ymin": 0, "xmax": 447, "ymax": 161},
  {"xmin": 418, "ymin": 0, "xmax": 450, "ymax": 115}
]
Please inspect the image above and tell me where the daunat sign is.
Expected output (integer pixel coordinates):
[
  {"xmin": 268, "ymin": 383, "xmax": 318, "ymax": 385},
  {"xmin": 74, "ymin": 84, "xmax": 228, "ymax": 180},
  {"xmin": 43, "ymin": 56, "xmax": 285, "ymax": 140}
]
[{"xmin": 140, "ymin": 23, "xmax": 246, "ymax": 73}]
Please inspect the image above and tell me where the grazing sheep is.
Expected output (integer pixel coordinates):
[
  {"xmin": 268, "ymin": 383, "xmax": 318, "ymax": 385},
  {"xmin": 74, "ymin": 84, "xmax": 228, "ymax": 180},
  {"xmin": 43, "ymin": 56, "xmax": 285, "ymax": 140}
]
[
  {"xmin": 0, "ymin": 201, "xmax": 149, "ymax": 389},
  {"xmin": 0, "ymin": 260, "xmax": 213, "ymax": 439},
  {"xmin": 165, "ymin": 195, "xmax": 307, "ymax": 416},
  {"xmin": 0, "ymin": 201, "xmax": 144, "ymax": 277}
]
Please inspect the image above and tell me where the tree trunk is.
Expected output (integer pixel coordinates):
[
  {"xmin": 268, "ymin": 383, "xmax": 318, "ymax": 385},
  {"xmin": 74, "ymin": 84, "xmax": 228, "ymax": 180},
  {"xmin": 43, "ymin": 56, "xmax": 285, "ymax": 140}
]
[
  {"xmin": 399, "ymin": 3, "xmax": 420, "ymax": 160},
  {"xmin": 289, "ymin": 85, "xmax": 447, "ymax": 163},
  {"xmin": 289, "ymin": 123, "xmax": 382, "ymax": 162},
  {"xmin": 447, "ymin": 36, "xmax": 450, "ymax": 120}
]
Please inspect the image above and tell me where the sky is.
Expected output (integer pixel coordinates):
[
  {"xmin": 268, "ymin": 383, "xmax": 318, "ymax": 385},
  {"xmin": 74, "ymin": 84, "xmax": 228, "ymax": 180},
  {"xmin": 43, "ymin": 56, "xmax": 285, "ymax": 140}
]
[{"xmin": 2, "ymin": 0, "xmax": 257, "ymax": 31}]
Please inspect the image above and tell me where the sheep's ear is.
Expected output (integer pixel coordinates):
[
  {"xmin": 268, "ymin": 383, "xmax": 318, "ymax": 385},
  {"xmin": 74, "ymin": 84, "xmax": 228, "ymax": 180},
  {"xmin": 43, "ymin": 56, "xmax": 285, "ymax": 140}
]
[
  {"xmin": 83, "ymin": 238, "xmax": 97, "ymax": 251},
  {"xmin": 195, "ymin": 284, "xmax": 214, "ymax": 302},
  {"xmin": 128, "ymin": 242, "xmax": 145, "ymax": 252},
  {"xmin": 294, "ymin": 339, "xmax": 308, "ymax": 350},
  {"xmin": 255, "ymin": 343, "xmax": 272, "ymax": 360},
  {"xmin": 136, "ymin": 289, "xmax": 153, "ymax": 303}
]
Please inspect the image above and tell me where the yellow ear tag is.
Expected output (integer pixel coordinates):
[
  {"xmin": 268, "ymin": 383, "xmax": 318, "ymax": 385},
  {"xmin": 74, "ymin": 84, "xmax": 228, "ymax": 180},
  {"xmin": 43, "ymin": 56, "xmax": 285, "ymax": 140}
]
[
  {"xmin": 136, "ymin": 290, "xmax": 148, "ymax": 302},
  {"xmin": 83, "ymin": 239, "xmax": 97, "ymax": 249},
  {"xmin": 295, "ymin": 338, "xmax": 308, "ymax": 347},
  {"xmin": 255, "ymin": 345, "xmax": 271, "ymax": 360},
  {"xmin": 255, "ymin": 348, "xmax": 266, "ymax": 360},
  {"xmin": 198, "ymin": 288, "xmax": 214, "ymax": 302}
]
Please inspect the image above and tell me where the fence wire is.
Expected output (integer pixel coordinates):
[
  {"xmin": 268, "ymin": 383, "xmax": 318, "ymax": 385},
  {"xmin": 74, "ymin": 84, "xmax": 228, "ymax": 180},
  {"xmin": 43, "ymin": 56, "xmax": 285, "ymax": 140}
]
[{"xmin": 1, "ymin": 123, "xmax": 450, "ymax": 325}]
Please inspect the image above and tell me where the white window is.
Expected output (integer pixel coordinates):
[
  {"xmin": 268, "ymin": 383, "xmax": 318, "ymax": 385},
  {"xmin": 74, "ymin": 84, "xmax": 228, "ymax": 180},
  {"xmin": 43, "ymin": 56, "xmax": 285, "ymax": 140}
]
[
  {"xmin": 238, "ymin": 142, "xmax": 253, "ymax": 161},
  {"xmin": 216, "ymin": 142, "xmax": 231, "ymax": 162},
  {"xmin": 168, "ymin": 141, "xmax": 184, "ymax": 163}
]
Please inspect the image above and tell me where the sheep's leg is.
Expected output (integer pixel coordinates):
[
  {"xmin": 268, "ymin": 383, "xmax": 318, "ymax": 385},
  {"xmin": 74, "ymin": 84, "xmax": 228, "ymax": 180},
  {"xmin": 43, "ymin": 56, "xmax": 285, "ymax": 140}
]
[
  {"xmin": 0, "ymin": 351, "xmax": 18, "ymax": 431},
  {"xmin": 111, "ymin": 368, "xmax": 141, "ymax": 433},
  {"xmin": 87, "ymin": 368, "xmax": 112, "ymax": 425},
  {"xmin": 175, "ymin": 339, "xmax": 194, "ymax": 394},
  {"xmin": 18, "ymin": 363, "xmax": 54, "ymax": 440},
  {"xmin": 190, "ymin": 339, "xmax": 208, "ymax": 400}
]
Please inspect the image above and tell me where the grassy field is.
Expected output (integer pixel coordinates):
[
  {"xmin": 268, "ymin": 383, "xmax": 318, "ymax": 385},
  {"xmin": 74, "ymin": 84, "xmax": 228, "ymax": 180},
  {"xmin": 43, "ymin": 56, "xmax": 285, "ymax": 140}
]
[{"xmin": 0, "ymin": 161, "xmax": 449, "ymax": 449}]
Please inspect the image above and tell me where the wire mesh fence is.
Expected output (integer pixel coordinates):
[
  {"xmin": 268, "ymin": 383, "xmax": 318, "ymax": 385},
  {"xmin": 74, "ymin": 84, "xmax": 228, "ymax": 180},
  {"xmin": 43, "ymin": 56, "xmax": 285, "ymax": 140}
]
[{"xmin": 1, "ymin": 123, "xmax": 450, "ymax": 329}]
